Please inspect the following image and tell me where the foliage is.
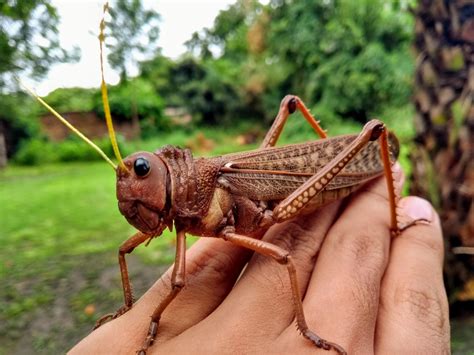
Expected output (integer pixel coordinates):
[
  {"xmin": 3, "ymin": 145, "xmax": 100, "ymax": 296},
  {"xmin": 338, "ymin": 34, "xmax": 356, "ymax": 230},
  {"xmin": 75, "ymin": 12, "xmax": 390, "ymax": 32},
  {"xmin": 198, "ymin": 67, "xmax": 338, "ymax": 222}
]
[
  {"xmin": 175, "ymin": 57, "xmax": 243, "ymax": 125},
  {"xmin": 14, "ymin": 137, "xmax": 116, "ymax": 166},
  {"xmin": 41, "ymin": 87, "xmax": 97, "ymax": 114},
  {"xmin": 7, "ymin": 0, "xmax": 416, "ymax": 162},
  {"xmin": 0, "ymin": 0, "xmax": 79, "ymax": 92},
  {"xmin": 139, "ymin": 55, "xmax": 176, "ymax": 103},
  {"xmin": 0, "ymin": 93, "xmax": 41, "ymax": 158},
  {"xmin": 0, "ymin": 0, "xmax": 79, "ymax": 159},
  {"xmin": 92, "ymin": 78, "xmax": 168, "ymax": 136},
  {"xmin": 179, "ymin": 0, "xmax": 414, "ymax": 124},
  {"xmin": 105, "ymin": 0, "xmax": 160, "ymax": 81}
]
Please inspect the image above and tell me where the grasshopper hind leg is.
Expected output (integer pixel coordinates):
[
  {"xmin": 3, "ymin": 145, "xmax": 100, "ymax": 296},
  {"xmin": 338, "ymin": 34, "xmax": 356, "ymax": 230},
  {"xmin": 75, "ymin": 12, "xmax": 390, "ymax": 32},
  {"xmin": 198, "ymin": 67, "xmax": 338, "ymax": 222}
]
[
  {"xmin": 221, "ymin": 230, "xmax": 347, "ymax": 355},
  {"xmin": 261, "ymin": 95, "xmax": 327, "ymax": 148},
  {"xmin": 378, "ymin": 130, "xmax": 431, "ymax": 236}
]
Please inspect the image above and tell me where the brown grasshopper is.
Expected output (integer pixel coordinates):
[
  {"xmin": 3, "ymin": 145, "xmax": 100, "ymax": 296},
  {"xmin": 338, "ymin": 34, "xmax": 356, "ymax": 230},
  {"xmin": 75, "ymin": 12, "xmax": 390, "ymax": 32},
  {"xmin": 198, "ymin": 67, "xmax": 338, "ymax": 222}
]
[
  {"xmin": 102, "ymin": 96, "xmax": 405, "ymax": 355},
  {"xmin": 24, "ymin": 81, "xmax": 408, "ymax": 354},
  {"xmin": 21, "ymin": 7, "xmax": 416, "ymax": 352}
]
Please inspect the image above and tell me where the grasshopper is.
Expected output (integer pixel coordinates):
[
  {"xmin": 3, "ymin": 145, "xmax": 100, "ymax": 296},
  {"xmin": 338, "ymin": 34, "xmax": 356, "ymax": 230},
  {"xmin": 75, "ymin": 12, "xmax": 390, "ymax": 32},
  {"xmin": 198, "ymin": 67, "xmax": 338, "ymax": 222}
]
[
  {"xmin": 105, "ymin": 98, "xmax": 404, "ymax": 355},
  {"xmin": 25, "ymin": 85, "xmax": 410, "ymax": 355},
  {"xmin": 20, "ymin": 6, "xmax": 419, "ymax": 353}
]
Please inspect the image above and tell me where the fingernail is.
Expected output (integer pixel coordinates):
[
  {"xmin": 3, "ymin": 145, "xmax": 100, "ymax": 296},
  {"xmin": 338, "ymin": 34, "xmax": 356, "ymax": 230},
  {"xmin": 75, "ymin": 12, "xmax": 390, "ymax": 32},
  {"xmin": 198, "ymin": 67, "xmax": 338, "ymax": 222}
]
[{"xmin": 399, "ymin": 196, "xmax": 434, "ymax": 223}]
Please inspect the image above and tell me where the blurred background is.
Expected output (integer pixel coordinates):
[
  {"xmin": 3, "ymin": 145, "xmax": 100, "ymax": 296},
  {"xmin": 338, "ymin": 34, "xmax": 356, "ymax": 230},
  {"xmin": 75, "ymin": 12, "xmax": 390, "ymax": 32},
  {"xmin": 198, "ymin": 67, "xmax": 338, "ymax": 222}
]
[{"xmin": 0, "ymin": 0, "xmax": 472, "ymax": 353}]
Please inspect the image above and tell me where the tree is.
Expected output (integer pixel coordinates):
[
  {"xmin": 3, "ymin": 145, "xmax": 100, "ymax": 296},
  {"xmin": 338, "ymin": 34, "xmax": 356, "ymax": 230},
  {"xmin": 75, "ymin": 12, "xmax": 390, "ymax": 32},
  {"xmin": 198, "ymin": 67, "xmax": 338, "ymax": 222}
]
[
  {"xmin": 178, "ymin": 0, "xmax": 414, "ymax": 126},
  {"xmin": 0, "ymin": 0, "xmax": 79, "ymax": 164},
  {"xmin": 0, "ymin": 0, "xmax": 79, "ymax": 91},
  {"xmin": 103, "ymin": 0, "xmax": 160, "ymax": 136},
  {"xmin": 266, "ymin": 0, "xmax": 414, "ymax": 122},
  {"xmin": 411, "ymin": 1, "xmax": 474, "ymax": 301},
  {"xmin": 105, "ymin": 0, "xmax": 160, "ymax": 81}
]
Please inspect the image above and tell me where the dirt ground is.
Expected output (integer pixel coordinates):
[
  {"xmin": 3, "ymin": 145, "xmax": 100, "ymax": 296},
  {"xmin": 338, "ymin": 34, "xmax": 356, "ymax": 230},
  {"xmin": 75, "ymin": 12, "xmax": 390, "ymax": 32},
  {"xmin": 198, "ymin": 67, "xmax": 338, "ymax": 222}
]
[{"xmin": 0, "ymin": 254, "xmax": 166, "ymax": 354}]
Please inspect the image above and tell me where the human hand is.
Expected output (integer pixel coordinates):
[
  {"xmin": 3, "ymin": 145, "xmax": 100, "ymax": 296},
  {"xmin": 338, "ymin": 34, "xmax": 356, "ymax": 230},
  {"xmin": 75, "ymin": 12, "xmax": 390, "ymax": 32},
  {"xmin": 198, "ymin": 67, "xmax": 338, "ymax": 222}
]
[{"xmin": 70, "ymin": 166, "xmax": 449, "ymax": 354}]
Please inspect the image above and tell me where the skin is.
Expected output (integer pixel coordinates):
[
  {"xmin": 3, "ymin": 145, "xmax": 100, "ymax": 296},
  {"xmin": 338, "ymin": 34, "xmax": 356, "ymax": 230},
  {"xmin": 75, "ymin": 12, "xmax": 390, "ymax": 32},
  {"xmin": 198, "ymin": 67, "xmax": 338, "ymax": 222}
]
[{"xmin": 70, "ymin": 166, "xmax": 450, "ymax": 354}]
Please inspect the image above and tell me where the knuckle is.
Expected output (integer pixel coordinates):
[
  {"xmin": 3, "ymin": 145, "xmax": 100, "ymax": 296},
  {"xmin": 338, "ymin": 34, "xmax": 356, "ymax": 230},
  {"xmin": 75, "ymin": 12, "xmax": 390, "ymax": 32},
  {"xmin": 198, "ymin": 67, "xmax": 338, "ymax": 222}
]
[
  {"xmin": 266, "ymin": 220, "xmax": 321, "ymax": 256},
  {"xmin": 349, "ymin": 276, "xmax": 380, "ymax": 322},
  {"xmin": 335, "ymin": 225, "xmax": 389, "ymax": 275},
  {"xmin": 187, "ymin": 246, "xmax": 235, "ymax": 281},
  {"xmin": 392, "ymin": 282, "xmax": 449, "ymax": 337},
  {"xmin": 399, "ymin": 228, "xmax": 444, "ymax": 258}
]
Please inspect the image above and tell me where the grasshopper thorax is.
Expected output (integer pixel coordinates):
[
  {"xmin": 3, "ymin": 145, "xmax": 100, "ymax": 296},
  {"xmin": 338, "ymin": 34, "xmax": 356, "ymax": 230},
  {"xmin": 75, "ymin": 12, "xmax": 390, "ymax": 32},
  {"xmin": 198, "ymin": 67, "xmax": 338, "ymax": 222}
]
[{"xmin": 116, "ymin": 151, "xmax": 171, "ymax": 236}]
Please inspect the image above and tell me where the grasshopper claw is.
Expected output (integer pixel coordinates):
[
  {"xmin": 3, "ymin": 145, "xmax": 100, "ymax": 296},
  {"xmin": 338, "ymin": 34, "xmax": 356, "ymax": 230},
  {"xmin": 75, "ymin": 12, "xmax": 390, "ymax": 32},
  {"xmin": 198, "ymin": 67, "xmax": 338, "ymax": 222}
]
[
  {"xmin": 93, "ymin": 304, "xmax": 132, "ymax": 329},
  {"xmin": 302, "ymin": 329, "xmax": 347, "ymax": 355}
]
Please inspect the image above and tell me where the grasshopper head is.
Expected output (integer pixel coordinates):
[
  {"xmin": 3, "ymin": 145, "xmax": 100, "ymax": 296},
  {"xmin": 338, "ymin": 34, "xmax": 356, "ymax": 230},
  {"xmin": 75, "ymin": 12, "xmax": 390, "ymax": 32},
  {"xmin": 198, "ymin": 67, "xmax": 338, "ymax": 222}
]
[{"xmin": 116, "ymin": 151, "xmax": 171, "ymax": 236}]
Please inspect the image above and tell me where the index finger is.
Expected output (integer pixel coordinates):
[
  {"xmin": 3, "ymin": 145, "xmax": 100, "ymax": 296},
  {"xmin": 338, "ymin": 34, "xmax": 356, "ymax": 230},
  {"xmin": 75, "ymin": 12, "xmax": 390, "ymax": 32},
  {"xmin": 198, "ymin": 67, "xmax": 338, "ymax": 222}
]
[
  {"xmin": 375, "ymin": 197, "xmax": 449, "ymax": 353},
  {"xmin": 291, "ymin": 166, "xmax": 404, "ymax": 353}
]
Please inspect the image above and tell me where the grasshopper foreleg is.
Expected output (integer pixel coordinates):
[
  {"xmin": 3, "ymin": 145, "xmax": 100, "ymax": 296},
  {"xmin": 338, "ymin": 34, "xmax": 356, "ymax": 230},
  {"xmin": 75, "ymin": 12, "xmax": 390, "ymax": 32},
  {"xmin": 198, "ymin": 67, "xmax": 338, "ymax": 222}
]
[
  {"xmin": 261, "ymin": 95, "xmax": 327, "ymax": 148},
  {"xmin": 138, "ymin": 230, "xmax": 186, "ymax": 355},
  {"xmin": 94, "ymin": 231, "xmax": 151, "ymax": 329},
  {"xmin": 221, "ymin": 231, "xmax": 347, "ymax": 355}
]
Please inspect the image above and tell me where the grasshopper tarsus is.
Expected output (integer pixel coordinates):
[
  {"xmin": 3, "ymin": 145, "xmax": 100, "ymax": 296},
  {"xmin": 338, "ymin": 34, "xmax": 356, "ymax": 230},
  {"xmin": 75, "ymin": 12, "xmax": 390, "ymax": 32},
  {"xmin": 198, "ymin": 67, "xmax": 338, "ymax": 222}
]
[
  {"xmin": 138, "ymin": 320, "xmax": 159, "ymax": 355},
  {"xmin": 302, "ymin": 329, "xmax": 347, "ymax": 355},
  {"xmin": 93, "ymin": 303, "xmax": 132, "ymax": 329},
  {"xmin": 392, "ymin": 218, "xmax": 431, "ymax": 237},
  {"xmin": 93, "ymin": 313, "xmax": 114, "ymax": 329}
]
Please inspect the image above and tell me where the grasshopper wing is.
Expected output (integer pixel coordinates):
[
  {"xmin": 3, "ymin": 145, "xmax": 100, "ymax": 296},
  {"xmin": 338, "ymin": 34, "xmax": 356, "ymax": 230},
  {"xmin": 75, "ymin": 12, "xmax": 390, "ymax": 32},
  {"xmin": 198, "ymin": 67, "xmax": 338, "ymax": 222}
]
[{"xmin": 218, "ymin": 133, "xmax": 399, "ymax": 201}]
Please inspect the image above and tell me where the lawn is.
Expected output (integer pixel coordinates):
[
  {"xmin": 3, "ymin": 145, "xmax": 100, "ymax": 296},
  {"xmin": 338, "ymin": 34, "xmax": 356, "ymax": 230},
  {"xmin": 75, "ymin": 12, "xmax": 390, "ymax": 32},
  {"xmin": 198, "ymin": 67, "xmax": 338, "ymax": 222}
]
[{"xmin": 2, "ymin": 113, "xmax": 471, "ymax": 353}]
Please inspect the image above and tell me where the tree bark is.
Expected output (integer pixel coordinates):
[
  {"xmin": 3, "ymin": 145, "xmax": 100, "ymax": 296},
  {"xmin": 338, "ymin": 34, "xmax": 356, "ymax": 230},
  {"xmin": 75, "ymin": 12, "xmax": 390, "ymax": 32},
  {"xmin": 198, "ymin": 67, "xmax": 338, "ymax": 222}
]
[
  {"xmin": 411, "ymin": 0, "xmax": 474, "ymax": 301},
  {"xmin": 0, "ymin": 122, "xmax": 7, "ymax": 168}
]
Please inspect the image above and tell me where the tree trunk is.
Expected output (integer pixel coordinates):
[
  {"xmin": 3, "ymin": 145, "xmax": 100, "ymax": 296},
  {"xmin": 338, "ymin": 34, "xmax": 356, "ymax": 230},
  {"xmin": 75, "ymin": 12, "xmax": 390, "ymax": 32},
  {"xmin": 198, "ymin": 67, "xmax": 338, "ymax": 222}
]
[
  {"xmin": 0, "ymin": 122, "xmax": 7, "ymax": 168},
  {"xmin": 411, "ymin": 0, "xmax": 474, "ymax": 301}
]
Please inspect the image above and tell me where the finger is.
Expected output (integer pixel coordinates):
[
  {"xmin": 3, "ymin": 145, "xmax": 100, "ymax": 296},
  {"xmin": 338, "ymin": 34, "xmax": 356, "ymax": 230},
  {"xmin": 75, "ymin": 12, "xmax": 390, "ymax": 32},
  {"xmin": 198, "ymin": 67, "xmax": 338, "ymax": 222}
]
[
  {"xmin": 71, "ymin": 237, "xmax": 254, "ymax": 354},
  {"xmin": 176, "ymin": 201, "xmax": 342, "ymax": 352},
  {"xmin": 296, "ymin": 165, "xmax": 405, "ymax": 353},
  {"xmin": 375, "ymin": 197, "xmax": 449, "ymax": 353}
]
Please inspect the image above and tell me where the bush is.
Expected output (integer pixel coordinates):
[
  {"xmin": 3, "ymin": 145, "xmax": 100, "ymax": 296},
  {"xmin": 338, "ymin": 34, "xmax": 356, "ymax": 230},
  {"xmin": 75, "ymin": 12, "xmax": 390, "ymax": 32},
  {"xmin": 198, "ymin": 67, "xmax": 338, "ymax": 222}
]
[
  {"xmin": 42, "ymin": 87, "xmax": 97, "ymax": 114},
  {"xmin": 14, "ymin": 139, "xmax": 58, "ymax": 165},
  {"xmin": 93, "ymin": 78, "xmax": 169, "ymax": 137},
  {"xmin": 14, "ymin": 137, "xmax": 117, "ymax": 166}
]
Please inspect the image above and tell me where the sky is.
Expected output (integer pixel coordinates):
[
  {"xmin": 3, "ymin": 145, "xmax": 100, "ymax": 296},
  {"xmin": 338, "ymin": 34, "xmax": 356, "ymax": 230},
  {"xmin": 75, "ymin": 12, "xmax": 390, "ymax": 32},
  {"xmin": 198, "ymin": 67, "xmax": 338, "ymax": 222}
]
[{"xmin": 25, "ymin": 0, "xmax": 237, "ymax": 96}]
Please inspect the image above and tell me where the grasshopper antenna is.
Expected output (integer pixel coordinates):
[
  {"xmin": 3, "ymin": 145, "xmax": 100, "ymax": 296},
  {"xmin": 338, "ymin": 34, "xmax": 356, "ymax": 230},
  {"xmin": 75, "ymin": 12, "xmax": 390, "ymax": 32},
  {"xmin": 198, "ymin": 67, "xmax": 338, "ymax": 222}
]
[
  {"xmin": 18, "ymin": 79, "xmax": 118, "ymax": 170},
  {"xmin": 99, "ymin": 2, "xmax": 128, "ymax": 172}
]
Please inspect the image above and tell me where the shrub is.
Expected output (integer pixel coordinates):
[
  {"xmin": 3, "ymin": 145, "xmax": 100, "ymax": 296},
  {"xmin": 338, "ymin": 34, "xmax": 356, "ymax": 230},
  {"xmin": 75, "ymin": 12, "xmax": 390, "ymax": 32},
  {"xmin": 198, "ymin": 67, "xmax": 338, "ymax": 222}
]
[{"xmin": 14, "ymin": 137, "xmax": 118, "ymax": 166}]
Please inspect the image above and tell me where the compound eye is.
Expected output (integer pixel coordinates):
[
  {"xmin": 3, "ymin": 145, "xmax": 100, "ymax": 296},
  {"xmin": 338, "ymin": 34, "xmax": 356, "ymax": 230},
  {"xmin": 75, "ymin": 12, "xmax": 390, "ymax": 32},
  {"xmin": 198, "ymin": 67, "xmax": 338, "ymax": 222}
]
[{"xmin": 134, "ymin": 157, "xmax": 151, "ymax": 177}]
